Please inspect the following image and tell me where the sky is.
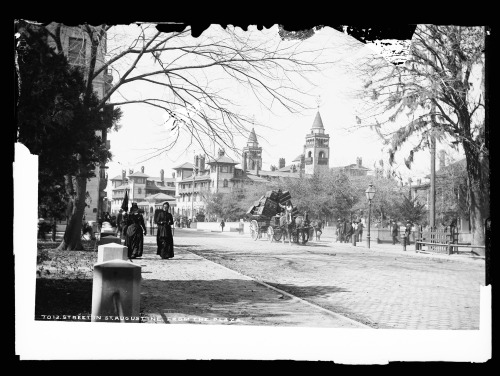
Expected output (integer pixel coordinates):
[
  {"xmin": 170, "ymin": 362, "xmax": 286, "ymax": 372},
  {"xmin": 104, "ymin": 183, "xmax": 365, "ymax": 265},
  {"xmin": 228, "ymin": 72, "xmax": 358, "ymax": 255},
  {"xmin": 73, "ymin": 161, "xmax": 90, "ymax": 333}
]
[{"xmin": 104, "ymin": 24, "xmax": 465, "ymax": 192}]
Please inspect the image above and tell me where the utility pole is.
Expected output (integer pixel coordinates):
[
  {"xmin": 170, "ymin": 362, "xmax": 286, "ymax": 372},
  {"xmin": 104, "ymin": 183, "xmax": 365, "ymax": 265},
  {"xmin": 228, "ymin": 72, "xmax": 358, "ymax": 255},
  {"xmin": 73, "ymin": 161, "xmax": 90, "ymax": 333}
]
[{"xmin": 430, "ymin": 126, "xmax": 436, "ymax": 228}]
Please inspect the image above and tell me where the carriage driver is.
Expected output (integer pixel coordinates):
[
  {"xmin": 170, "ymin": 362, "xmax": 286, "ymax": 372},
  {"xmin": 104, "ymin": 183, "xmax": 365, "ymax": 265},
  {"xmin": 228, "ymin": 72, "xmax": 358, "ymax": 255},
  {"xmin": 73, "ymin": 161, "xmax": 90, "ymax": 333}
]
[{"xmin": 279, "ymin": 200, "xmax": 294, "ymax": 223}]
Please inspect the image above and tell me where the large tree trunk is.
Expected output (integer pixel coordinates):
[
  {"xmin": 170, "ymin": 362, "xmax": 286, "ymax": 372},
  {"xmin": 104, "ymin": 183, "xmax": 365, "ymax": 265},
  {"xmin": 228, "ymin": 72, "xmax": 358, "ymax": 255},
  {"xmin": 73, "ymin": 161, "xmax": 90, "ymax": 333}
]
[
  {"xmin": 57, "ymin": 175, "xmax": 88, "ymax": 250},
  {"xmin": 464, "ymin": 145, "xmax": 489, "ymax": 251}
]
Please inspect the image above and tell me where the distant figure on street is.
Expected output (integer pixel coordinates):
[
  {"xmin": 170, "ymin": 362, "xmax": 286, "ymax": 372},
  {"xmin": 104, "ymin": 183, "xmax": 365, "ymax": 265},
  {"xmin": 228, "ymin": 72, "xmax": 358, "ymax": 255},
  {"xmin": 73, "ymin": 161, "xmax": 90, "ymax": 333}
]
[
  {"xmin": 220, "ymin": 219, "xmax": 225, "ymax": 232},
  {"xmin": 352, "ymin": 220, "xmax": 359, "ymax": 242},
  {"xmin": 357, "ymin": 220, "xmax": 364, "ymax": 242},
  {"xmin": 115, "ymin": 209, "xmax": 123, "ymax": 237},
  {"xmin": 403, "ymin": 220, "xmax": 412, "ymax": 251},
  {"xmin": 344, "ymin": 220, "xmax": 353, "ymax": 243},
  {"xmin": 391, "ymin": 220, "xmax": 401, "ymax": 245},
  {"xmin": 335, "ymin": 218, "xmax": 342, "ymax": 242}
]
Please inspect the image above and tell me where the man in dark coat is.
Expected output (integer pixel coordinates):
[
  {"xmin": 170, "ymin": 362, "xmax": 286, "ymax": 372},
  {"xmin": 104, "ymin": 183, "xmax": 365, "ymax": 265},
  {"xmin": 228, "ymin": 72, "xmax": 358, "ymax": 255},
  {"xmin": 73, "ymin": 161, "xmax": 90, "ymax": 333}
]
[
  {"xmin": 391, "ymin": 220, "xmax": 400, "ymax": 245},
  {"xmin": 403, "ymin": 220, "xmax": 412, "ymax": 250},
  {"xmin": 115, "ymin": 209, "xmax": 123, "ymax": 237}
]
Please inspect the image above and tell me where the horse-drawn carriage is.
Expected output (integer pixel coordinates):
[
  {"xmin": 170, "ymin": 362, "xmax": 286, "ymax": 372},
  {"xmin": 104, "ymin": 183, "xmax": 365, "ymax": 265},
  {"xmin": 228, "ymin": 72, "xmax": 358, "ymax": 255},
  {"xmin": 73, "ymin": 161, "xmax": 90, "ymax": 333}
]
[{"xmin": 247, "ymin": 189, "xmax": 311, "ymax": 244}]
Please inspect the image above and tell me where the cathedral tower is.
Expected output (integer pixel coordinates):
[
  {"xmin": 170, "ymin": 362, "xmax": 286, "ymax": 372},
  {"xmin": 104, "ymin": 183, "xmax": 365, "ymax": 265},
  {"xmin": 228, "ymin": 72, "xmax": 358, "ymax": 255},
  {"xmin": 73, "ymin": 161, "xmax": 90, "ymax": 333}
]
[
  {"xmin": 303, "ymin": 111, "xmax": 330, "ymax": 175},
  {"xmin": 241, "ymin": 128, "xmax": 262, "ymax": 171}
]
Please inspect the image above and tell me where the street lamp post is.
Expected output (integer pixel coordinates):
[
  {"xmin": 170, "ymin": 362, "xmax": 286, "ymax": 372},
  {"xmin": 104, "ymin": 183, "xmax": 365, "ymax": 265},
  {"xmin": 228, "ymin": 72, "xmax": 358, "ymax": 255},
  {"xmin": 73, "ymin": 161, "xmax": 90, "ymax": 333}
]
[{"xmin": 365, "ymin": 183, "xmax": 376, "ymax": 249}]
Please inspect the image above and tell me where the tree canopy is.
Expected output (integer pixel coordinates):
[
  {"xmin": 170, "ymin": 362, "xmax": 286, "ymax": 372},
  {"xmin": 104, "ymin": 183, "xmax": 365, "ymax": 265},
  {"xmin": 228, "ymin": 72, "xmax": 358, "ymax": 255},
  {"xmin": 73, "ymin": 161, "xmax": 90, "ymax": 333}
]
[{"xmin": 354, "ymin": 25, "xmax": 488, "ymax": 244}]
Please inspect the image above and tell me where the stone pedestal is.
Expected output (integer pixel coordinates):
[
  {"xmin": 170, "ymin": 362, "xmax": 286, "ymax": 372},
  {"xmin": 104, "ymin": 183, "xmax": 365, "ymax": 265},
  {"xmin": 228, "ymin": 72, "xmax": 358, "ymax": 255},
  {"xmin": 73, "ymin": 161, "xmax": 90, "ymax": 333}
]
[
  {"xmin": 91, "ymin": 260, "xmax": 141, "ymax": 322},
  {"xmin": 98, "ymin": 236, "xmax": 122, "ymax": 246},
  {"xmin": 97, "ymin": 243, "xmax": 128, "ymax": 263}
]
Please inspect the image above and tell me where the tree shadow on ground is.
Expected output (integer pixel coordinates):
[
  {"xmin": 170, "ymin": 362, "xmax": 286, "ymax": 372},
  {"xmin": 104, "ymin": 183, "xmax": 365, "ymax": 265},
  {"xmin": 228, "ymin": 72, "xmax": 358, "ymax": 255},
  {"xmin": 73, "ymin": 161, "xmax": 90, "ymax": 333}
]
[
  {"xmin": 34, "ymin": 276, "xmax": 355, "ymax": 327},
  {"xmin": 140, "ymin": 278, "xmax": 353, "ymax": 325},
  {"xmin": 35, "ymin": 278, "xmax": 93, "ymax": 320}
]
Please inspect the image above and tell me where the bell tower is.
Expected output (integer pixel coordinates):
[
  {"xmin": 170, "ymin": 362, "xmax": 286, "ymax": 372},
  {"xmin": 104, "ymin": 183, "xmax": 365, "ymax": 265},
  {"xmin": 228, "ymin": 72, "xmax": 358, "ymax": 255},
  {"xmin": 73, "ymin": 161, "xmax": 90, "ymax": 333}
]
[
  {"xmin": 241, "ymin": 128, "xmax": 262, "ymax": 171},
  {"xmin": 303, "ymin": 110, "xmax": 330, "ymax": 175}
]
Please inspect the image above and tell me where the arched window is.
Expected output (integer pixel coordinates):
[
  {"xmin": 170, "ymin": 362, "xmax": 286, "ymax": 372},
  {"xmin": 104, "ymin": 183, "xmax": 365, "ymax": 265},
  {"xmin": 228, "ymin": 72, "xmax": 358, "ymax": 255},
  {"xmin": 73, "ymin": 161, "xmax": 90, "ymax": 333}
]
[
  {"xmin": 319, "ymin": 151, "xmax": 325, "ymax": 159},
  {"xmin": 308, "ymin": 151, "xmax": 312, "ymax": 158},
  {"xmin": 223, "ymin": 179, "xmax": 228, "ymax": 187}
]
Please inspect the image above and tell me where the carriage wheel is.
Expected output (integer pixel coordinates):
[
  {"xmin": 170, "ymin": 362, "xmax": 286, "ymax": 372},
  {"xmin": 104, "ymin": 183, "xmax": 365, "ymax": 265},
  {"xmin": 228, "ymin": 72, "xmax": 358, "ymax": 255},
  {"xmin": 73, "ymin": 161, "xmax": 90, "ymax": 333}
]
[
  {"xmin": 267, "ymin": 226, "xmax": 274, "ymax": 242},
  {"xmin": 273, "ymin": 227, "xmax": 282, "ymax": 242},
  {"xmin": 250, "ymin": 220, "xmax": 259, "ymax": 241}
]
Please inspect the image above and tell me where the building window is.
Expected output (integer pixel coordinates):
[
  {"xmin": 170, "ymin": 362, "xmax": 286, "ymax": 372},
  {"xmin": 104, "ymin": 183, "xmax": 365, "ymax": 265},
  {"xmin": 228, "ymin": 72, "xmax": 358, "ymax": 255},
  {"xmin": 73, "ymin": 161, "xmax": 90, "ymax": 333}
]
[
  {"xmin": 308, "ymin": 151, "xmax": 312, "ymax": 158},
  {"xmin": 138, "ymin": 188, "xmax": 142, "ymax": 194},
  {"xmin": 68, "ymin": 37, "xmax": 86, "ymax": 66},
  {"xmin": 223, "ymin": 179, "xmax": 228, "ymax": 188}
]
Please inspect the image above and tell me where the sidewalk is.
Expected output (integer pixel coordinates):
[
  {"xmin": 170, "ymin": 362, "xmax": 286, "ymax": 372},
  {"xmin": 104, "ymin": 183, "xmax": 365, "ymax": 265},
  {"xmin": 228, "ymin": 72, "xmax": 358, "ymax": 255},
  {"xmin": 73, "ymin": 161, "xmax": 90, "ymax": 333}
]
[{"xmin": 138, "ymin": 238, "xmax": 369, "ymax": 328}]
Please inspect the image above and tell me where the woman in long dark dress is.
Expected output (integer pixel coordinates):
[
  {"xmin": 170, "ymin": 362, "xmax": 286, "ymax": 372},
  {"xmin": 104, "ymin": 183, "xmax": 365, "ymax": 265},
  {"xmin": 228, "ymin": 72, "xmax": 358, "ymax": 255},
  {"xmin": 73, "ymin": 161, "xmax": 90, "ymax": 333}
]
[
  {"xmin": 155, "ymin": 202, "xmax": 174, "ymax": 259},
  {"xmin": 126, "ymin": 203, "xmax": 147, "ymax": 259}
]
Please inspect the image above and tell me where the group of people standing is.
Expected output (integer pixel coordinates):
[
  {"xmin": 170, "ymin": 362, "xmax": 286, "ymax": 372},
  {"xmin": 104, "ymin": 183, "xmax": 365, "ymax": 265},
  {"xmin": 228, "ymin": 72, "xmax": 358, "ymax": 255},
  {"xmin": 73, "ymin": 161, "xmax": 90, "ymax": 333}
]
[
  {"xmin": 115, "ymin": 202, "xmax": 174, "ymax": 260},
  {"xmin": 336, "ymin": 218, "xmax": 364, "ymax": 243}
]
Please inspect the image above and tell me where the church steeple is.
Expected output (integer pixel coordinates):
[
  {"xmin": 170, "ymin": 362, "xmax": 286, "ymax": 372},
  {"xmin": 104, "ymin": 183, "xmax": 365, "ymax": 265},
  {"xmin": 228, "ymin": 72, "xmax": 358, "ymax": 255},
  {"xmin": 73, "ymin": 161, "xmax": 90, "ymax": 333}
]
[
  {"xmin": 311, "ymin": 111, "xmax": 325, "ymax": 134},
  {"xmin": 247, "ymin": 128, "xmax": 259, "ymax": 147},
  {"xmin": 242, "ymin": 126, "xmax": 262, "ymax": 172},
  {"xmin": 304, "ymin": 110, "xmax": 330, "ymax": 175}
]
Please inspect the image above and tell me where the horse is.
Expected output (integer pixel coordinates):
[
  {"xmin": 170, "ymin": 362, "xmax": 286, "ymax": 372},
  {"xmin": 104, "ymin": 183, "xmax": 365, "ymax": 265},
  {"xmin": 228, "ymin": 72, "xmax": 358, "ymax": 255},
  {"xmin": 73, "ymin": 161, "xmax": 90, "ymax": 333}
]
[
  {"xmin": 344, "ymin": 221, "xmax": 353, "ymax": 243},
  {"xmin": 311, "ymin": 219, "xmax": 323, "ymax": 241},
  {"xmin": 294, "ymin": 215, "xmax": 307, "ymax": 244},
  {"xmin": 279, "ymin": 213, "xmax": 293, "ymax": 244}
]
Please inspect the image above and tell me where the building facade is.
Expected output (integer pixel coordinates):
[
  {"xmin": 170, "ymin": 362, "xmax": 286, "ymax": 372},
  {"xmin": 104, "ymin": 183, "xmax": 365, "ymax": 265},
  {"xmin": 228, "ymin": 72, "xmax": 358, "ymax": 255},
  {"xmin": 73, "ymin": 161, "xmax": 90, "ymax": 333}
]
[{"xmin": 110, "ymin": 166, "xmax": 176, "ymax": 214}]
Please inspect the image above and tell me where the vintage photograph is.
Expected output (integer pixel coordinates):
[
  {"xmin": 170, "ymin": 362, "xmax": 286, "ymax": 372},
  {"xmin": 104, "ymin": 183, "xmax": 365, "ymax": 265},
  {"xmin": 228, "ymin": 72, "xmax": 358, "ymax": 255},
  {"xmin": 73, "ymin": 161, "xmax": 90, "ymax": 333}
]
[{"xmin": 14, "ymin": 21, "xmax": 490, "ymax": 361}]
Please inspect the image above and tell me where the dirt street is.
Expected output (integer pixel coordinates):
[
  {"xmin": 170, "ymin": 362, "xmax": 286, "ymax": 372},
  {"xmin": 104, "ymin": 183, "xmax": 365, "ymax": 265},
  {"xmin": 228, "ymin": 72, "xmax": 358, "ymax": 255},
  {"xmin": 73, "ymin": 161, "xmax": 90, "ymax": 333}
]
[{"xmin": 138, "ymin": 229, "xmax": 485, "ymax": 329}]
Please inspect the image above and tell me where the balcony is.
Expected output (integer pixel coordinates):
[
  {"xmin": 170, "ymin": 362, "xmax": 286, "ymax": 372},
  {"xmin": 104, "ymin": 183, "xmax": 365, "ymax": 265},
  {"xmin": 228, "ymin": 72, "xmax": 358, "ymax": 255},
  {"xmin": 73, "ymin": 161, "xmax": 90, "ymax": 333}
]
[
  {"xmin": 304, "ymin": 157, "xmax": 313, "ymax": 165},
  {"xmin": 318, "ymin": 158, "xmax": 329, "ymax": 165}
]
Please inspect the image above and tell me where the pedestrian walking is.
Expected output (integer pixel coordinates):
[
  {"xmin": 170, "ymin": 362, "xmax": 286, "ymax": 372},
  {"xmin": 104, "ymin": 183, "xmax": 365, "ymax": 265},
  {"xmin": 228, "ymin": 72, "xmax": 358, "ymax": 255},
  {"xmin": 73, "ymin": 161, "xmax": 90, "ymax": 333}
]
[
  {"xmin": 403, "ymin": 220, "xmax": 412, "ymax": 251},
  {"xmin": 155, "ymin": 202, "xmax": 174, "ymax": 259},
  {"xmin": 220, "ymin": 219, "xmax": 225, "ymax": 232},
  {"xmin": 391, "ymin": 220, "xmax": 401, "ymax": 245},
  {"xmin": 120, "ymin": 211, "xmax": 129, "ymax": 241},
  {"xmin": 335, "ymin": 218, "xmax": 341, "ymax": 242},
  {"xmin": 126, "ymin": 203, "xmax": 147, "ymax": 259},
  {"xmin": 344, "ymin": 220, "xmax": 353, "ymax": 243},
  {"xmin": 352, "ymin": 220, "xmax": 359, "ymax": 242},
  {"xmin": 115, "ymin": 209, "xmax": 123, "ymax": 237},
  {"xmin": 357, "ymin": 220, "xmax": 364, "ymax": 242}
]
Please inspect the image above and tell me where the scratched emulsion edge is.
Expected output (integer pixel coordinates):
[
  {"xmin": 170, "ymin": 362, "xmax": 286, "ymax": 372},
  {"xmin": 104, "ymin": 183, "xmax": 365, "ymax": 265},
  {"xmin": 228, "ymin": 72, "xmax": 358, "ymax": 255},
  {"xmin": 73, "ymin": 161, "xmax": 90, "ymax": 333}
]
[{"xmin": 15, "ymin": 19, "xmax": 490, "ymax": 362}]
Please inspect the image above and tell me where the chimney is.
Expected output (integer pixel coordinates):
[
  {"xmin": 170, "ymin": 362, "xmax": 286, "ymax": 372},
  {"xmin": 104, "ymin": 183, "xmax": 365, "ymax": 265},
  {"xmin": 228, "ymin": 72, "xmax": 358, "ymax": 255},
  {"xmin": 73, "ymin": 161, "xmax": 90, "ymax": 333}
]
[
  {"xmin": 200, "ymin": 155, "xmax": 205, "ymax": 172},
  {"xmin": 218, "ymin": 148, "xmax": 224, "ymax": 157},
  {"xmin": 357, "ymin": 157, "xmax": 362, "ymax": 167},
  {"xmin": 194, "ymin": 155, "xmax": 199, "ymax": 170},
  {"xmin": 439, "ymin": 150, "xmax": 446, "ymax": 170},
  {"xmin": 129, "ymin": 168, "xmax": 133, "ymax": 175},
  {"xmin": 417, "ymin": 178, "xmax": 421, "ymax": 185},
  {"xmin": 122, "ymin": 170, "xmax": 126, "ymax": 184},
  {"xmin": 160, "ymin": 169, "xmax": 164, "ymax": 182},
  {"xmin": 279, "ymin": 158, "xmax": 285, "ymax": 169},
  {"xmin": 141, "ymin": 166, "xmax": 144, "ymax": 173},
  {"xmin": 172, "ymin": 172, "xmax": 175, "ymax": 179}
]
